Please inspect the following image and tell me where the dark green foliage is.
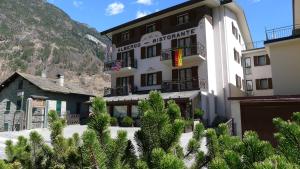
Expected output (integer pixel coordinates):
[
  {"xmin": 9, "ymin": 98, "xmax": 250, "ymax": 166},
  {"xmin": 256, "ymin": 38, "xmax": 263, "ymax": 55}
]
[
  {"xmin": 110, "ymin": 117, "xmax": 118, "ymax": 126},
  {"xmin": 273, "ymin": 112, "xmax": 300, "ymax": 165},
  {"xmin": 194, "ymin": 108, "xmax": 204, "ymax": 119},
  {"xmin": 122, "ymin": 116, "xmax": 134, "ymax": 127},
  {"xmin": 122, "ymin": 140, "xmax": 137, "ymax": 168}
]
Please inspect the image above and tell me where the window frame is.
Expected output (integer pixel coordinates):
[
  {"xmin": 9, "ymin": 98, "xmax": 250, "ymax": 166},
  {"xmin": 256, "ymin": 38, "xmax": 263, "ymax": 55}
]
[
  {"xmin": 4, "ymin": 123, "xmax": 9, "ymax": 131},
  {"xmin": 18, "ymin": 80, "xmax": 23, "ymax": 90},
  {"xmin": 244, "ymin": 57, "xmax": 251, "ymax": 68},
  {"xmin": 177, "ymin": 13, "xmax": 189, "ymax": 25},
  {"xmin": 146, "ymin": 73, "xmax": 158, "ymax": 86},
  {"xmin": 257, "ymin": 55, "xmax": 267, "ymax": 66},
  {"xmin": 257, "ymin": 78, "xmax": 269, "ymax": 90},
  {"xmin": 16, "ymin": 100, "xmax": 22, "ymax": 111},
  {"xmin": 121, "ymin": 31, "xmax": 130, "ymax": 41},
  {"xmin": 146, "ymin": 23, "xmax": 156, "ymax": 33},
  {"xmin": 5, "ymin": 101, "xmax": 11, "ymax": 113},
  {"xmin": 246, "ymin": 80, "xmax": 253, "ymax": 91},
  {"xmin": 234, "ymin": 49, "xmax": 240, "ymax": 63},
  {"xmin": 235, "ymin": 75, "xmax": 242, "ymax": 89},
  {"xmin": 146, "ymin": 45, "xmax": 157, "ymax": 58},
  {"xmin": 232, "ymin": 22, "xmax": 238, "ymax": 39}
]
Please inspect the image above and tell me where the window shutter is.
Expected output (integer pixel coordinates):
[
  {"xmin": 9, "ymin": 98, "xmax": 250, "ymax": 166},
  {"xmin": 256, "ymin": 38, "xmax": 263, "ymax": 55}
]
[
  {"xmin": 141, "ymin": 74, "xmax": 146, "ymax": 87},
  {"xmin": 172, "ymin": 69, "xmax": 179, "ymax": 81},
  {"xmin": 141, "ymin": 47, "xmax": 146, "ymax": 59},
  {"xmin": 117, "ymin": 53, "xmax": 121, "ymax": 60},
  {"xmin": 129, "ymin": 76, "xmax": 134, "ymax": 92},
  {"xmin": 116, "ymin": 78, "xmax": 121, "ymax": 88},
  {"xmin": 171, "ymin": 16, "xmax": 177, "ymax": 26},
  {"xmin": 266, "ymin": 55, "xmax": 270, "ymax": 65},
  {"xmin": 130, "ymin": 50, "xmax": 134, "ymax": 66},
  {"xmin": 172, "ymin": 69, "xmax": 179, "ymax": 91},
  {"xmin": 254, "ymin": 56, "xmax": 258, "ymax": 66},
  {"xmin": 141, "ymin": 25, "xmax": 146, "ymax": 35},
  {"xmin": 157, "ymin": 72, "xmax": 162, "ymax": 85},
  {"xmin": 171, "ymin": 39, "xmax": 177, "ymax": 49},
  {"xmin": 268, "ymin": 78, "xmax": 273, "ymax": 89},
  {"xmin": 156, "ymin": 43, "xmax": 161, "ymax": 56},
  {"xmin": 256, "ymin": 79, "xmax": 260, "ymax": 90},
  {"xmin": 191, "ymin": 66, "xmax": 199, "ymax": 89},
  {"xmin": 156, "ymin": 21, "xmax": 161, "ymax": 31},
  {"xmin": 191, "ymin": 35, "xmax": 197, "ymax": 55}
]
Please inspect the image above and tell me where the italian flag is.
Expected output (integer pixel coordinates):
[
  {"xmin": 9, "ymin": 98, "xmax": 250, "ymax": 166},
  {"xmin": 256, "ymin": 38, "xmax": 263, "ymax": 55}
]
[{"xmin": 172, "ymin": 48, "xmax": 183, "ymax": 67}]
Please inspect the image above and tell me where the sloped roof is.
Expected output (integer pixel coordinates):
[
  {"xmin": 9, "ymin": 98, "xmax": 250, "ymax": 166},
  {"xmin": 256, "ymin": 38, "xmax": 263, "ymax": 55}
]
[{"xmin": 0, "ymin": 72, "xmax": 94, "ymax": 96}]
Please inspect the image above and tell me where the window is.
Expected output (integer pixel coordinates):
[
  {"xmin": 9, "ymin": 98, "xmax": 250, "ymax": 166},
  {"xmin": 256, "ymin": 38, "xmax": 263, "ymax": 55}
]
[
  {"xmin": 121, "ymin": 31, "xmax": 130, "ymax": 41},
  {"xmin": 178, "ymin": 37, "xmax": 191, "ymax": 56},
  {"xmin": 177, "ymin": 13, "xmax": 189, "ymax": 25},
  {"xmin": 5, "ymin": 101, "xmax": 11, "ymax": 112},
  {"xmin": 4, "ymin": 123, "xmax": 9, "ymax": 131},
  {"xmin": 18, "ymin": 80, "xmax": 23, "ymax": 90},
  {"xmin": 232, "ymin": 22, "xmax": 238, "ymax": 39},
  {"xmin": 256, "ymin": 78, "xmax": 273, "ymax": 90},
  {"xmin": 56, "ymin": 101, "xmax": 62, "ymax": 117},
  {"xmin": 254, "ymin": 55, "xmax": 270, "ymax": 66},
  {"xmin": 179, "ymin": 68, "xmax": 193, "ymax": 90},
  {"xmin": 234, "ymin": 49, "xmax": 240, "ymax": 63},
  {"xmin": 16, "ymin": 100, "xmax": 22, "ymax": 111},
  {"xmin": 14, "ymin": 124, "xmax": 20, "ymax": 131},
  {"xmin": 146, "ymin": 45, "xmax": 156, "ymax": 58},
  {"xmin": 244, "ymin": 57, "xmax": 251, "ymax": 68},
  {"xmin": 246, "ymin": 80, "xmax": 253, "ymax": 91},
  {"xmin": 141, "ymin": 72, "xmax": 162, "ymax": 86},
  {"xmin": 235, "ymin": 75, "xmax": 242, "ymax": 89},
  {"xmin": 146, "ymin": 24, "xmax": 156, "ymax": 33}
]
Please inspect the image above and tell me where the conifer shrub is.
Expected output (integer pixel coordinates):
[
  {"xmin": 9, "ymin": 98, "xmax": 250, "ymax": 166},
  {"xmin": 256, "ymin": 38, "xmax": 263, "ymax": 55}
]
[
  {"xmin": 110, "ymin": 117, "xmax": 118, "ymax": 126},
  {"xmin": 121, "ymin": 116, "xmax": 133, "ymax": 127}
]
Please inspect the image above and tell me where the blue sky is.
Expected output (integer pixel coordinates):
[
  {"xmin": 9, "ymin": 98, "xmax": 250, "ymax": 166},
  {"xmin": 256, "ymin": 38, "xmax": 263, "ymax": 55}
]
[{"xmin": 47, "ymin": 0, "xmax": 293, "ymax": 42}]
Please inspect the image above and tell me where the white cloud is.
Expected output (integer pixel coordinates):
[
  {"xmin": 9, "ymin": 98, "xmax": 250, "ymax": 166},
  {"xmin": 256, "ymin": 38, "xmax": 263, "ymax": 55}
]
[
  {"xmin": 73, "ymin": 0, "xmax": 83, "ymax": 8},
  {"xmin": 136, "ymin": 11, "xmax": 149, "ymax": 18},
  {"xmin": 106, "ymin": 2, "xmax": 125, "ymax": 16},
  {"xmin": 136, "ymin": 0, "xmax": 153, "ymax": 5}
]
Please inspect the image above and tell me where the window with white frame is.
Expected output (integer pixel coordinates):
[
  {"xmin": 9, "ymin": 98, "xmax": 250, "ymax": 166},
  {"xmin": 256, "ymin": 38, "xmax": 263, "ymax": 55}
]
[{"xmin": 246, "ymin": 80, "xmax": 253, "ymax": 91}]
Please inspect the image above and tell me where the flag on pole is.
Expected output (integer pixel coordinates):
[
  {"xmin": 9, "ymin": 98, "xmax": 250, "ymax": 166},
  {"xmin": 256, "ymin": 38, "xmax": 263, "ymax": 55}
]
[{"xmin": 172, "ymin": 48, "xmax": 183, "ymax": 67}]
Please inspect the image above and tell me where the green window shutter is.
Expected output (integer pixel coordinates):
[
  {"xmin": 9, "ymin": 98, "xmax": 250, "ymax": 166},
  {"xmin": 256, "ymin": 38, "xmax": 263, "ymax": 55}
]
[
  {"xmin": 56, "ymin": 101, "xmax": 62, "ymax": 117},
  {"xmin": 4, "ymin": 123, "xmax": 9, "ymax": 131}
]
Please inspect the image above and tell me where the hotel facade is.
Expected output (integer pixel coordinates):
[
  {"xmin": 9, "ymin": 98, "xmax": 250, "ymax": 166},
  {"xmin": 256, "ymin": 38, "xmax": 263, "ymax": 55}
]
[{"xmin": 101, "ymin": 0, "xmax": 252, "ymax": 125}]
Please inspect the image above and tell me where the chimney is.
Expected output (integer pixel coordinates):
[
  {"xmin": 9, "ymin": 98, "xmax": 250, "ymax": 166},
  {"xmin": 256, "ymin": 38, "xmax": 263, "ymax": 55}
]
[{"xmin": 57, "ymin": 74, "xmax": 64, "ymax": 87}]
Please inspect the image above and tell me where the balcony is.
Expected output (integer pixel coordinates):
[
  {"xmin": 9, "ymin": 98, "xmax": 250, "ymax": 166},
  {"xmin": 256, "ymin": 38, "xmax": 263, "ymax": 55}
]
[
  {"xmin": 104, "ymin": 86, "xmax": 137, "ymax": 97},
  {"xmin": 103, "ymin": 59, "xmax": 137, "ymax": 74},
  {"xmin": 161, "ymin": 79, "xmax": 207, "ymax": 93},
  {"xmin": 160, "ymin": 43, "xmax": 206, "ymax": 67},
  {"xmin": 265, "ymin": 25, "xmax": 300, "ymax": 42}
]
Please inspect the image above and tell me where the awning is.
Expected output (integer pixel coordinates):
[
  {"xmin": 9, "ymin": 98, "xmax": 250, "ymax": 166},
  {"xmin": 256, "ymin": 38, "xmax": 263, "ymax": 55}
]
[{"xmin": 104, "ymin": 90, "xmax": 201, "ymax": 103}]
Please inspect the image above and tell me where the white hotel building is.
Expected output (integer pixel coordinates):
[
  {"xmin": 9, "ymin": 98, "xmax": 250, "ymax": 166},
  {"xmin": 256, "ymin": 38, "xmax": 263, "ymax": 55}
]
[{"xmin": 101, "ymin": 0, "xmax": 253, "ymax": 125}]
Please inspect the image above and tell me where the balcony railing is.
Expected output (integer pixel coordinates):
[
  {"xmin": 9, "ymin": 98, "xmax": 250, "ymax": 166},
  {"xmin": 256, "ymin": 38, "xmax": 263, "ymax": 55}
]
[
  {"xmin": 104, "ymin": 86, "xmax": 136, "ymax": 97},
  {"xmin": 265, "ymin": 25, "xmax": 300, "ymax": 41},
  {"xmin": 104, "ymin": 59, "xmax": 137, "ymax": 72},
  {"xmin": 160, "ymin": 43, "xmax": 206, "ymax": 61},
  {"xmin": 161, "ymin": 79, "xmax": 201, "ymax": 92}
]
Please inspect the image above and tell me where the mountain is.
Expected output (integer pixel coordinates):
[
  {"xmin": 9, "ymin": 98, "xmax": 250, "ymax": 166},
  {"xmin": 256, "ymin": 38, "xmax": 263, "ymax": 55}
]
[{"xmin": 0, "ymin": 0, "xmax": 110, "ymax": 95}]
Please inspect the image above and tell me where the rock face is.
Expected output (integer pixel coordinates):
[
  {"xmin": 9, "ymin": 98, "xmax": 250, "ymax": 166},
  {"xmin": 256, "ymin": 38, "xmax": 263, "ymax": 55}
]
[{"xmin": 0, "ymin": 0, "xmax": 110, "ymax": 95}]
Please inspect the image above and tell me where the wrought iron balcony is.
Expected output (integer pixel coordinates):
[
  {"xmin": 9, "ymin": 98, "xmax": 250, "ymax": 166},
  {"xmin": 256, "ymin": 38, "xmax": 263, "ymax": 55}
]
[
  {"xmin": 265, "ymin": 25, "xmax": 300, "ymax": 41},
  {"xmin": 103, "ymin": 59, "xmax": 137, "ymax": 72},
  {"xmin": 160, "ymin": 43, "xmax": 206, "ymax": 61},
  {"xmin": 104, "ymin": 86, "xmax": 136, "ymax": 97}
]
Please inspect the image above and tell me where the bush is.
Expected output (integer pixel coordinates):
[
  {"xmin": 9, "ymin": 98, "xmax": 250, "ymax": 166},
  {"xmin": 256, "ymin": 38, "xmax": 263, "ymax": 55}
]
[
  {"xmin": 110, "ymin": 117, "xmax": 118, "ymax": 126},
  {"xmin": 121, "ymin": 116, "xmax": 133, "ymax": 127},
  {"xmin": 194, "ymin": 108, "xmax": 204, "ymax": 119}
]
